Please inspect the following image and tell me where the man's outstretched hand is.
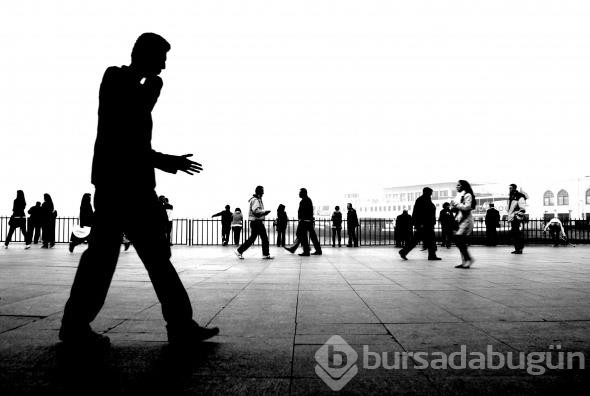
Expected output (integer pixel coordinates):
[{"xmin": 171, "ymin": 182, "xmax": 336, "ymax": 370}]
[{"xmin": 176, "ymin": 154, "xmax": 203, "ymax": 175}]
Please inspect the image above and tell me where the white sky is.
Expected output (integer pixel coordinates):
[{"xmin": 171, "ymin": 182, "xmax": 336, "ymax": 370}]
[{"xmin": 1, "ymin": 0, "xmax": 589, "ymax": 217}]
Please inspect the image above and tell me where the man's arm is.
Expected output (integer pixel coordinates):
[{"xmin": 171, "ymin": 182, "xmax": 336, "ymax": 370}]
[
  {"xmin": 152, "ymin": 151, "xmax": 203, "ymax": 175},
  {"xmin": 212, "ymin": 211, "xmax": 223, "ymax": 218}
]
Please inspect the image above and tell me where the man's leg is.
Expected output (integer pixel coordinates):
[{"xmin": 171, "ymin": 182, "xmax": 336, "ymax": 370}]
[
  {"xmin": 400, "ymin": 228, "xmax": 421, "ymax": 256},
  {"xmin": 238, "ymin": 221, "xmax": 260, "ymax": 254},
  {"xmin": 4, "ymin": 225, "xmax": 16, "ymax": 246},
  {"xmin": 60, "ymin": 214, "xmax": 122, "ymax": 339},
  {"xmin": 309, "ymin": 225, "xmax": 322, "ymax": 253},
  {"xmin": 424, "ymin": 228, "xmax": 439, "ymax": 259},
  {"xmin": 299, "ymin": 222, "xmax": 311, "ymax": 254},
  {"xmin": 256, "ymin": 222, "xmax": 270, "ymax": 256}
]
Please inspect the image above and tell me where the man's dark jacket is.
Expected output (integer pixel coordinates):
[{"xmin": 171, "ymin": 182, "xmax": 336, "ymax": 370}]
[
  {"xmin": 91, "ymin": 66, "xmax": 178, "ymax": 191},
  {"xmin": 298, "ymin": 197, "xmax": 314, "ymax": 221},
  {"xmin": 412, "ymin": 195, "xmax": 436, "ymax": 228},
  {"xmin": 485, "ymin": 208, "xmax": 500, "ymax": 228}
]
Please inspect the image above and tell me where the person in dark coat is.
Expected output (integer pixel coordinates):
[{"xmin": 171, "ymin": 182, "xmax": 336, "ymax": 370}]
[
  {"xmin": 399, "ymin": 187, "xmax": 441, "ymax": 261},
  {"xmin": 212, "ymin": 205, "xmax": 233, "ymax": 246},
  {"xmin": 274, "ymin": 204, "xmax": 288, "ymax": 247},
  {"xmin": 60, "ymin": 33, "xmax": 218, "ymax": 348},
  {"xmin": 4, "ymin": 190, "xmax": 32, "ymax": 249},
  {"xmin": 331, "ymin": 206, "xmax": 343, "ymax": 247},
  {"xmin": 485, "ymin": 203, "xmax": 500, "ymax": 246},
  {"xmin": 27, "ymin": 201, "xmax": 42, "ymax": 244},
  {"xmin": 438, "ymin": 202, "xmax": 455, "ymax": 248},
  {"xmin": 395, "ymin": 210, "xmax": 412, "ymax": 248},
  {"xmin": 69, "ymin": 193, "xmax": 95, "ymax": 253},
  {"xmin": 41, "ymin": 193, "xmax": 56, "ymax": 248},
  {"xmin": 285, "ymin": 188, "xmax": 322, "ymax": 256},
  {"xmin": 507, "ymin": 184, "xmax": 527, "ymax": 254},
  {"xmin": 346, "ymin": 203, "xmax": 359, "ymax": 247}
]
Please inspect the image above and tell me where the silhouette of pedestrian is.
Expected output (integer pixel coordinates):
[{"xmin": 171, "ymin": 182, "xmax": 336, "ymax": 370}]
[
  {"xmin": 485, "ymin": 203, "xmax": 500, "ymax": 246},
  {"xmin": 231, "ymin": 208, "xmax": 243, "ymax": 246},
  {"xmin": 212, "ymin": 205, "xmax": 232, "ymax": 246},
  {"xmin": 284, "ymin": 188, "xmax": 322, "ymax": 256},
  {"xmin": 438, "ymin": 202, "xmax": 455, "ymax": 248},
  {"xmin": 60, "ymin": 33, "xmax": 218, "ymax": 348},
  {"xmin": 164, "ymin": 197, "xmax": 174, "ymax": 246},
  {"xmin": 69, "ymin": 193, "xmax": 94, "ymax": 253},
  {"xmin": 4, "ymin": 190, "xmax": 32, "ymax": 249},
  {"xmin": 235, "ymin": 186, "xmax": 273, "ymax": 259},
  {"xmin": 346, "ymin": 203, "xmax": 359, "ymax": 247},
  {"xmin": 507, "ymin": 183, "xmax": 527, "ymax": 254},
  {"xmin": 27, "ymin": 201, "xmax": 42, "ymax": 244},
  {"xmin": 274, "ymin": 204, "xmax": 288, "ymax": 247},
  {"xmin": 399, "ymin": 187, "xmax": 441, "ymax": 261},
  {"xmin": 395, "ymin": 210, "xmax": 412, "ymax": 248},
  {"xmin": 331, "ymin": 206, "xmax": 342, "ymax": 247},
  {"xmin": 544, "ymin": 216, "xmax": 566, "ymax": 246},
  {"xmin": 452, "ymin": 180, "xmax": 475, "ymax": 268},
  {"xmin": 41, "ymin": 193, "xmax": 56, "ymax": 248}
]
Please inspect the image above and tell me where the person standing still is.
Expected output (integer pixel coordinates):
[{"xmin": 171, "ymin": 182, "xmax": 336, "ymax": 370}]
[
  {"xmin": 231, "ymin": 208, "xmax": 243, "ymax": 246},
  {"xmin": 346, "ymin": 203, "xmax": 359, "ymax": 247},
  {"xmin": 438, "ymin": 202, "xmax": 455, "ymax": 249},
  {"xmin": 331, "ymin": 206, "xmax": 342, "ymax": 247},
  {"xmin": 27, "ymin": 201, "xmax": 42, "ymax": 244},
  {"xmin": 485, "ymin": 203, "xmax": 500, "ymax": 246},
  {"xmin": 507, "ymin": 184, "xmax": 527, "ymax": 254},
  {"xmin": 212, "ymin": 205, "xmax": 232, "ymax": 246},
  {"xmin": 274, "ymin": 204, "xmax": 288, "ymax": 247},
  {"xmin": 235, "ymin": 186, "xmax": 273, "ymax": 259}
]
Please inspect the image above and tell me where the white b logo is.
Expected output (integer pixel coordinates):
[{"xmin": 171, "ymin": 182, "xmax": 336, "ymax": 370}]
[{"xmin": 315, "ymin": 335, "xmax": 358, "ymax": 391}]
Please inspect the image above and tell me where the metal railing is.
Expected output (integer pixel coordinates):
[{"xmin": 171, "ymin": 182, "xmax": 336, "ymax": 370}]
[{"xmin": 1, "ymin": 216, "xmax": 589, "ymax": 246}]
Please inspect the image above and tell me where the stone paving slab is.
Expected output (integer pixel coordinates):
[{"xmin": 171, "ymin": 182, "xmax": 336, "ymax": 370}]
[{"xmin": 0, "ymin": 244, "xmax": 589, "ymax": 395}]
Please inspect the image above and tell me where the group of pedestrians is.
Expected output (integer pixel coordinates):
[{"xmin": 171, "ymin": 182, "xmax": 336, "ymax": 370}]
[{"xmin": 4, "ymin": 191, "xmax": 57, "ymax": 249}]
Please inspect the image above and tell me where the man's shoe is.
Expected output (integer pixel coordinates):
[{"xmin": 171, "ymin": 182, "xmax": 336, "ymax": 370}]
[
  {"xmin": 284, "ymin": 246, "xmax": 296, "ymax": 254},
  {"xmin": 59, "ymin": 328, "xmax": 110, "ymax": 349},
  {"xmin": 50, "ymin": 242, "xmax": 55, "ymax": 248},
  {"xmin": 398, "ymin": 251, "xmax": 407, "ymax": 260},
  {"xmin": 332, "ymin": 244, "xmax": 335, "ymax": 247},
  {"xmin": 262, "ymin": 255, "xmax": 274, "ymax": 260},
  {"xmin": 454, "ymin": 264, "xmax": 468, "ymax": 269},
  {"xmin": 41, "ymin": 244, "xmax": 48, "ymax": 249},
  {"xmin": 234, "ymin": 250, "xmax": 244, "ymax": 259},
  {"xmin": 311, "ymin": 251, "xmax": 322, "ymax": 255},
  {"xmin": 299, "ymin": 252, "xmax": 310, "ymax": 257},
  {"xmin": 511, "ymin": 250, "xmax": 523, "ymax": 254},
  {"xmin": 25, "ymin": 244, "xmax": 31, "ymax": 250},
  {"xmin": 68, "ymin": 242, "xmax": 74, "ymax": 253},
  {"xmin": 167, "ymin": 322, "xmax": 219, "ymax": 345},
  {"xmin": 428, "ymin": 257, "xmax": 442, "ymax": 261}
]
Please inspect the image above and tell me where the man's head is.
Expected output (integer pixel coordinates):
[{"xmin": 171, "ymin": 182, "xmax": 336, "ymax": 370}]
[
  {"xmin": 509, "ymin": 184, "xmax": 517, "ymax": 193},
  {"xmin": 299, "ymin": 188, "xmax": 308, "ymax": 198},
  {"xmin": 255, "ymin": 185, "xmax": 264, "ymax": 196},
  {"xmin": 443, "ymin": 202, "xmax": 450, "ymax": 209},
  {"xmin": 347, "ymin": 203, "xmax": 352, "ymax": 210},
  {"xmin": 422, "ymin": 187, "xmax": 433, "ymax": 197},
  {"xmin": 225, "ymin": 205, "xmax": 230, "ymax": 211},
  {"xmin": 402, "ymin": 209, "xmax": 408, "ymax": 215},
  {"xmin": 489, "ymin": 203, "xmax": 495, "ymax": 208},
  {"xmin": 131, "ymin": 33, "xmax": 170, "ymax": 75},
  {"xmin": 335, "ymin": 205, "xmax": 340, "ymax": 211}
]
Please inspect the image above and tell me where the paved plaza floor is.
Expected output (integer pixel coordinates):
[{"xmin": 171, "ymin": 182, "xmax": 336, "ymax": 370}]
[{"xmin": 0, "ymin": 244, "xmax": 589, "ymax": 395}]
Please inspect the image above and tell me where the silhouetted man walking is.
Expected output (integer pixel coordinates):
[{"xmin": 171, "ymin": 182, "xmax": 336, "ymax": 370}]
[
  {"xmin": 399, "ymin": 187, "xmax": 441, "ymax": 261},
  {"xmin": 60, "ymin": 33, "xmax": 218, "ymax": 348},
  {"xmin": 285, "ymin": 188, "xmax": 322, "ymax": 256},
  {"xmin": 485, "ymin": 203, "xmax": 500, "ymax": 246}
]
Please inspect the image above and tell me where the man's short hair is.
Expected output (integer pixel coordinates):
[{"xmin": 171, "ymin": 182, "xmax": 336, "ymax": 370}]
[
  {"xmin": 509, "ymin": 183, "xmax": 517, "ymax": 189},
  {"xmin": 335, "ymin": 206, "xmax": 340, "ymax": 210},
  {"xmin": 300, "ymin": 188, "xmax": 308, "ymax": 195},
  {"xmin": 423, "ymin": 187, "xmax": 433, "ymax": 194},
  {"xmin": 489, "ymin": 203, "xmax": 495, "ymax": 207},
  {"xmin": 255, "ymin": 185, "xmax": 264, "ymax": 195},
  {"xmin": 225, "ymin": 205, "xmax": 230, "ymax": 210},
  {"xmin": 132, "ymin": 33, "xmax": 171, "ymax": 62}
]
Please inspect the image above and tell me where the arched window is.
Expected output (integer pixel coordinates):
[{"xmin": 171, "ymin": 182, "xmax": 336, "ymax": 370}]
[
  {"xmin": 586, "ymin": 189, "xmax": 590, "ymax": 205},
  {"xmin": 557, "ymin": 190, "xmax": 569, "ymax": 206},
  {"xmin": 543, "ymin": 191, "xmax": 554, "ymax": 206}
]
